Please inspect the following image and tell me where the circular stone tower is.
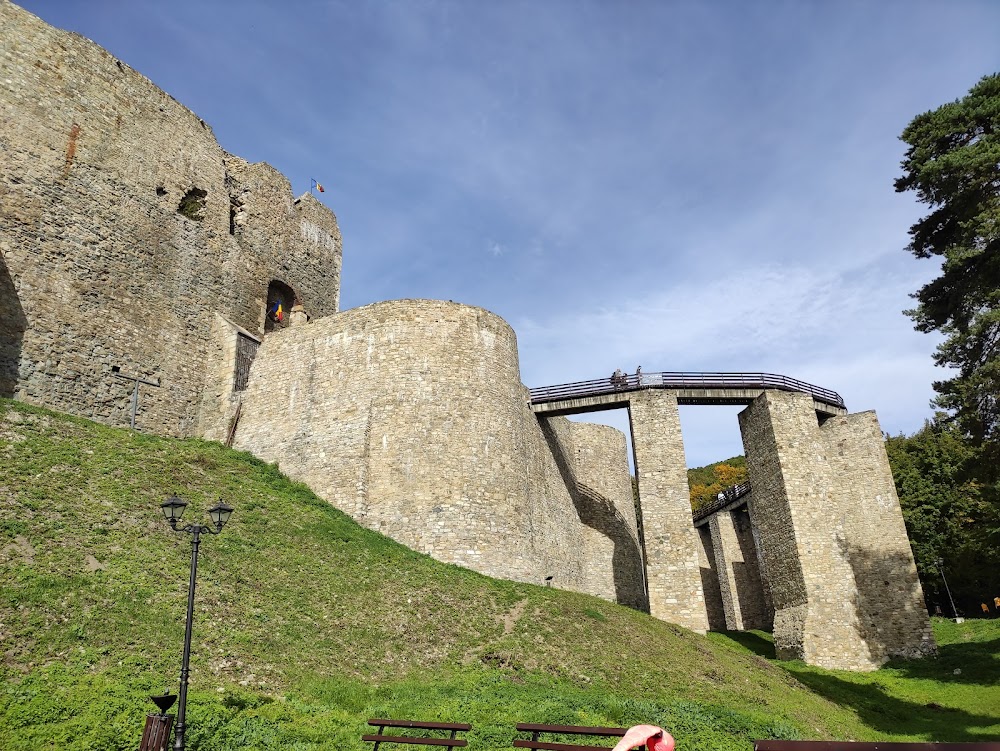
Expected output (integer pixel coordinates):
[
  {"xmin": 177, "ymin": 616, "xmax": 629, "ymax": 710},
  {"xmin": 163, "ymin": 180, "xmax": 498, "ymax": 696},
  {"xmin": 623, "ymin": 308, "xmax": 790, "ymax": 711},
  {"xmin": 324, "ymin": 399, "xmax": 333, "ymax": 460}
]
[{"xmin": 233, "ymin": 299, "xmax": 597, "ymax": 584}]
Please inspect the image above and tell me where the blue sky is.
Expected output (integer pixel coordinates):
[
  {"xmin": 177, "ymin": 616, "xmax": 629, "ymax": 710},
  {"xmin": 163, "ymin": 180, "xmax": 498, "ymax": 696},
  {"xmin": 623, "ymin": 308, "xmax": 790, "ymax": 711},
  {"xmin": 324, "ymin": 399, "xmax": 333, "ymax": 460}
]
[{"xmin": 18, "ymin": 0, "xmax": 1000, "ymax": 466}]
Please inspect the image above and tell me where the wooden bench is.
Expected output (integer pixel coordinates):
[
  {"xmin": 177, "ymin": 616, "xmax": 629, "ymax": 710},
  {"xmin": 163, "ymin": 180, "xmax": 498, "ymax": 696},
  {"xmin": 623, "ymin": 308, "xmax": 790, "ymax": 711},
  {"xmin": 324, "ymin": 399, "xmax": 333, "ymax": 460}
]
[
  {"xmin": 754, "ymin": 742, "xmax": 1000, "ymax": 751},
  {"xmin": 514, "ymin": 723, "xmax": 630, "ymax": 751},
  {"xmin": 364, "ymin": 719, "xmax": 472, "ymax": 751}
]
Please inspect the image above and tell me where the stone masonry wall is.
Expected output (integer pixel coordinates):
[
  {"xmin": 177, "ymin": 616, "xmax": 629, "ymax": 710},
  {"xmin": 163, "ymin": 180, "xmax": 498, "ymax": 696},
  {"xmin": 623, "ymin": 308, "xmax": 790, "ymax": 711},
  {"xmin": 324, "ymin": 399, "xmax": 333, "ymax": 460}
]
[
  {"xmin": 567, "ymin": 421, "xmax": 646, "ymax": 609},
  {"xmin": 629, "ymin": 390, "xmax": 708, "ymax": 632},
  {"xmin": 231, "ymin": 299, "xmax": 637, "ymax": 597},
  {"xmin": 731, "ymin": 506, "xmax": 773, "ymax": 629},
  {"xmin": 821, "ymin": 412, "xmax": 935, "ymax": 660},
  {"xmin": 696, "ymin": 525, "xmax": 727, "ymax": 630},
  {"xmin": 0, "ymin": 1, "xmax": 341, "ymax": 437},
  {"xmin": 739, "ymin": 390, "xmax": 934, "ymax": 670},
  {"xmin": 707, "ymin": 507, "xmax": 771, "ymax": 631}
]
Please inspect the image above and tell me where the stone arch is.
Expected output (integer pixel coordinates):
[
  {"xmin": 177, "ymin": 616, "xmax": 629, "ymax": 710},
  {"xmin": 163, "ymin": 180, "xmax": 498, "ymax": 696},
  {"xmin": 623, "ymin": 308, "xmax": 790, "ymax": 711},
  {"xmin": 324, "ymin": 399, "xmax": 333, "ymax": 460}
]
[{"xmin": 264, "ymin": 280, "xmax": 297, "ymax": 334}]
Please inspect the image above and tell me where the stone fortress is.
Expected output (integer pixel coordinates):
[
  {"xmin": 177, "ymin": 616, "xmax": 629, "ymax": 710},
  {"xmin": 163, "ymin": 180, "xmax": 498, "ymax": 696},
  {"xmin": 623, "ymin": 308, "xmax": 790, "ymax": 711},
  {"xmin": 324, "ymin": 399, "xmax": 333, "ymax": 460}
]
[{"xmin": 1, "ymin": 0, "xmax": 934, "ymax": 671}]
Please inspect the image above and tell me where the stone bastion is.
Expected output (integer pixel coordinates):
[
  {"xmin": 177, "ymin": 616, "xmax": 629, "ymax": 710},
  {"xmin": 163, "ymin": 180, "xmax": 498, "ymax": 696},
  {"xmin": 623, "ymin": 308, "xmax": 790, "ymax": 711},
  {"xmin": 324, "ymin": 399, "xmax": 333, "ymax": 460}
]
[{"xmin": 231, "ymin": 299, "xmax": 646, "ymax": 608}]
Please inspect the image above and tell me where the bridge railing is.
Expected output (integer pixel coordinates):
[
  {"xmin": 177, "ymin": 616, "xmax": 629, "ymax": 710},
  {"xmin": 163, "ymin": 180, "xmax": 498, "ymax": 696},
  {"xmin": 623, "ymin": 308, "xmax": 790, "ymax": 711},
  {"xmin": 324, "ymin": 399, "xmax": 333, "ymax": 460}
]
[
  {"xmin": 691, "ymin": 481, "xmax": 752, "ymax": 524},
  {"xmin": 528, "ymin": 371, "xmax": 845, "ymax": 409}
]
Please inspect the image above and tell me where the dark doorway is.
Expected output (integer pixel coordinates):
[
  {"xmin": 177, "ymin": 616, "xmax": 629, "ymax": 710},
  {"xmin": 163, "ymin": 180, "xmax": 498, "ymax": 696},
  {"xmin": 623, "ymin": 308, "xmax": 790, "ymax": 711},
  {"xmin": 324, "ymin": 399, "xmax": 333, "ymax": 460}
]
[
  {"xmin": 0, "ymin": 254, "xmax": 27, "ymax": 398},
  {"xmin": 264, "ymin": 280, "xmax": 297, "ymax": 334}
]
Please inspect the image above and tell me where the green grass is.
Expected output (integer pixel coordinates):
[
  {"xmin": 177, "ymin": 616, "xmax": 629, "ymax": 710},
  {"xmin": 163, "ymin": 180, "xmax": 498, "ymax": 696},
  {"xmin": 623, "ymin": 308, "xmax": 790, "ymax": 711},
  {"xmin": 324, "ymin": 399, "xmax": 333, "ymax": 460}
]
[
  {"xmin": 1, "ymin": 400, "xmax": 998, "ymax": 749},
  {"xmin": 709, "ymin": 623, "xmax": 1000, "ymax": 741}
]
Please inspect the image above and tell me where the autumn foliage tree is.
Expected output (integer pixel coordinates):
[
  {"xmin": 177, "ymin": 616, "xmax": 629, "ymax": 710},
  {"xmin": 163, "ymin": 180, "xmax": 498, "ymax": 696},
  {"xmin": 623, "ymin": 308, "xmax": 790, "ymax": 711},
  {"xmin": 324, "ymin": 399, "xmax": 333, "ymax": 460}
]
[{"xmin": 687, "ymin": 457, "xmax": 747, "ymax": 512}]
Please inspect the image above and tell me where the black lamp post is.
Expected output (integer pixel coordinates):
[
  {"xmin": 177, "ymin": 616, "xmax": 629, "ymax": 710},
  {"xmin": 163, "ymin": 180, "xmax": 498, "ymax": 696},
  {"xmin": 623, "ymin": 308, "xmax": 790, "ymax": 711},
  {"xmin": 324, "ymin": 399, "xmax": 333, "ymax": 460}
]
[{"xmin": 160, "ymin": 494, "xmax": 234, "ymax": 751}]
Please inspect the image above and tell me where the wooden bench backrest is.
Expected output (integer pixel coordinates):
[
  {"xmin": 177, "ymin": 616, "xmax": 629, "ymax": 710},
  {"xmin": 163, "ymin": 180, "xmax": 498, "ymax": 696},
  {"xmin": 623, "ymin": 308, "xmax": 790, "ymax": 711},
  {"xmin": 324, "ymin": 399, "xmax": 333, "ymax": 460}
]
[
  {"xmin": 364, "ymin": 719, "xmax": 472, "ymax": 751},
  {"xmin": 755, "ymin": 743, "xmax": 1000, "ymax": 751},
  {"xmin": 514, "ymin": 723, "xmax": 629, "ymax": 751}
]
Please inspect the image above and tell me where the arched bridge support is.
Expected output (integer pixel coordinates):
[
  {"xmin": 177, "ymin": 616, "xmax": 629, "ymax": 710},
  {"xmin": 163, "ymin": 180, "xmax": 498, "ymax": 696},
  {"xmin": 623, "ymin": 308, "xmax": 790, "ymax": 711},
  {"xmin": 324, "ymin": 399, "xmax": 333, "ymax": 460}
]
[
  {"xmin": 629, "ymin": 390, "xmax": 709, "ymax": 633},
  {"xmin": 738, "ymin": 390, "xmax": 935, "ymax": 671}
]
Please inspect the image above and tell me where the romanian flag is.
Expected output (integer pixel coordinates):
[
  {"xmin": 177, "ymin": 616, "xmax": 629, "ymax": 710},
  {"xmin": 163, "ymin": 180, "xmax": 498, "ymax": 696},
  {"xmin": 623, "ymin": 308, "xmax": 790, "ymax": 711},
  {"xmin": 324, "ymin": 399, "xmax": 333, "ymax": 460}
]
[
  {"xmin": 269, "ymin": 301, "xmax": 284, "ymax": 323},
  {"xmin": 311, "ymin": 178, "xmax": 325, "ymax": 193}
]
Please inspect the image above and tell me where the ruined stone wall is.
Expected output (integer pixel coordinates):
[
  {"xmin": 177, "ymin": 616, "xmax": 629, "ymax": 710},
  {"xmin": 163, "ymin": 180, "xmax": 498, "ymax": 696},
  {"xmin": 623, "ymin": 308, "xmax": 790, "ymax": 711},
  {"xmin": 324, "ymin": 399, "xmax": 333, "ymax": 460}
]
[
  {"xmin": 738, "ymin": 390, "xmax": 934, "ymax": 670},
  {"xmin": 232, "ymin": 299, "xmax": 638, "ymax": 596},
  {"xmin": 0, "ymin": 1, "xmax": 341, "ymax": 436}
]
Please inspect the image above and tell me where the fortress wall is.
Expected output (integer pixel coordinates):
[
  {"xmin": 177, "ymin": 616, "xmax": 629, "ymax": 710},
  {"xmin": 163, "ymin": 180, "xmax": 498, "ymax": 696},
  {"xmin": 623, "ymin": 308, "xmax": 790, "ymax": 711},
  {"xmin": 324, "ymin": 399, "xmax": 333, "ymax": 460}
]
[
  {"xmin": 697, "ymin": 501, "xmax": 772, "ymax": 632},
  {"xmin": 629, "ymin": 390, "xmax": 708, "ymax": 632},
  {"xmin": 739, "ymin": 390, "xmax": 924, "ymax": 670},
  {"xmin": 738, "ymin": 394, "xmax": 809, "ymax": 655},
  {"xmin": 224, "ymin": 157, "xmax": 342, "ymax": 326},
  {"xmin": 530, "ymin": 416, "xmax": 592, "ymax": 588},
  {"xmin": 568, "ymin": 421, "xmax": 646, "ymax": 609},
  {"xmin": 739, "ymin": 391, "xmax": 873, "ymax": 669},
  {"xmin": 232, "ymin": 299, "xmax": 625, "ymax": 591},
  {"xmin": 820, "ymin": 413, "xmax": 935, "ymax": 660},
  {"xmin": 0, "ymin": 1, "xmax": 340, "ymax": 436}
]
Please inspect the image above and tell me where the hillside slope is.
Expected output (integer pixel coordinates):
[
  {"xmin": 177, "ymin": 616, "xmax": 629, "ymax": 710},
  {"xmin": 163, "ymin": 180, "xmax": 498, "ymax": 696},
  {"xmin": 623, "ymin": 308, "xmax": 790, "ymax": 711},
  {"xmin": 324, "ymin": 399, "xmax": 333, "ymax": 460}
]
[{"xmin": 1, "ymin": 401, "xmax": 996, "ymax": 750}]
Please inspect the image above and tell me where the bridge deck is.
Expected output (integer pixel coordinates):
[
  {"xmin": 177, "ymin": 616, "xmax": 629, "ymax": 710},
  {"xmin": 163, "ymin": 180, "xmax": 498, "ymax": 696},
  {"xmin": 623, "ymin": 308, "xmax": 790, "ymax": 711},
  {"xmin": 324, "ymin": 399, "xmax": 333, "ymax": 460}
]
[{"xmin": 528, "ymin": 372, "xmax": 846, "ymax": 417}]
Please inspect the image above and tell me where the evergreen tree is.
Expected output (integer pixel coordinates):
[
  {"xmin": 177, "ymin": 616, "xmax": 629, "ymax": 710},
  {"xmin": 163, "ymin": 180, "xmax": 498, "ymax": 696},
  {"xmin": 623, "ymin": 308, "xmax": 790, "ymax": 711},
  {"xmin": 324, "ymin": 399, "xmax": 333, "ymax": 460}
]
[{"xmin": 895, "ymin": 73, "xmax": 1000, "ymax": 446}]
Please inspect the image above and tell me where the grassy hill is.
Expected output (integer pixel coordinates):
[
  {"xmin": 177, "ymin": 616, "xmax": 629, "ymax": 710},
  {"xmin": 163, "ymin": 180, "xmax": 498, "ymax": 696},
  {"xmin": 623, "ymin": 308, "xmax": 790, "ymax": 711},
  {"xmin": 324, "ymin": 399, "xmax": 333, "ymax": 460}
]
[{"xmin": 1, "ymin": 400, "xmax": 998, "ymax": 750}]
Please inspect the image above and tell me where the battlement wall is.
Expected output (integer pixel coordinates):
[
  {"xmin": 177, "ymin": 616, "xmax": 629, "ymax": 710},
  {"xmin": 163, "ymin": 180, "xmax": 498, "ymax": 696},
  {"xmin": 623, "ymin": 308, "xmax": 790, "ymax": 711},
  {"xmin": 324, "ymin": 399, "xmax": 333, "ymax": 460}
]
[{"xmin": 0, "ymin": 0, "xmax": 341, "ymax": 436}]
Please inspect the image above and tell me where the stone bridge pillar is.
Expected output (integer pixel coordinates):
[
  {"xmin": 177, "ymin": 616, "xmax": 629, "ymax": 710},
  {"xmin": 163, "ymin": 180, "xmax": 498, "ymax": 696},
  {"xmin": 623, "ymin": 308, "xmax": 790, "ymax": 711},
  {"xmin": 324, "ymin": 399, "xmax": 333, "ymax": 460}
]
[
  {"xmin": 706, "ymin": 506, "xmax": 772, "ymax": 631},
  {"xmin": 738, "ymin": 390, "xmax": 934, "ymax": 670},
  {"xmin": 629, "ymin": 390, "xmax": 709, "ymax": 633}
]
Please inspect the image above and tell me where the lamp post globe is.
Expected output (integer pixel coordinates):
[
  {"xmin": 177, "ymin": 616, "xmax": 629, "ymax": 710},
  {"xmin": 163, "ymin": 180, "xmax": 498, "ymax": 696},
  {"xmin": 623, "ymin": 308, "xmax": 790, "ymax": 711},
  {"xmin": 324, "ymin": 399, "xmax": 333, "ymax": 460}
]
[
  {"xmin": 160, "ymin": 495, "xmax": 187, "ymax": 525},
  {"xmin": 207, "ymin": 500, "xmax": 234, "ymax": 531}
]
